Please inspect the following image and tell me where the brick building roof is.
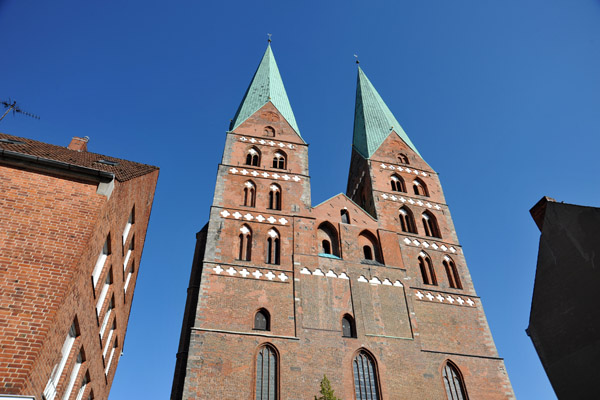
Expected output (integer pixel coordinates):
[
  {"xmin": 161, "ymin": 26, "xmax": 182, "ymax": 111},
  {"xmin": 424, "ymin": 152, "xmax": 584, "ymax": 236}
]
[{"xmin": 0, "ymin": 132, "xmax": 158, "ymax": 182}]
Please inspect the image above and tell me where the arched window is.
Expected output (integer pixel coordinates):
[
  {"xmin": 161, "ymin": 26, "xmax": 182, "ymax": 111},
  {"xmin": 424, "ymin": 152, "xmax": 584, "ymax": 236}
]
[
  {"xmin": 272, "ymin": 151, "xmax": 286, "ymax": 169},
  {"xmin": 358, "ymin": 231, "xmax": 382, "ymax": 263},
  {"xmin": 422, "ymin": 211, "xmax": 441, "ymax": 238},
  {"xmin": 390, "ymin": 174, "xmax": 406, "ymax": 192},
  {"xmin": 442, "ymin": 361, "xmax": 468, "ymax": 400},
  {"xmin": 342, "ymin": 314, "xmax": 356, "ymax": 338},
  {"xmin": 317, "ymin": 222, "xmax": 340, "ymax": 257},
  {"xmin": 255, "ymin": 345, "xmax": 278, "ymax": 400},
  {"xmin": 341, "ymin": 209, "xmax": 350, "ymax": 224},
  {"xmin": 238, "ymin": 225, "xmax": 252, "ymax": 261},
  {"xmin": 418, "ymin": 252, "xmax": 437, "ymax": 285},
  {"xmin": 266, "ymin": 228, "xmax": 280, "ymax": 265},
  {"xmin": 413, "ymin": 178, "xmax": 429, "ymax": 197},
  {"xmin": 353, "ymin": 350, "xmax": 380, "ymax": 400},
  {"xmin": 254, "ymin": 309, "xmax": 270, "ymax": 331},
  {"xmin": 399, "ymin": 206, "xmax": 417, "ymax": 233},
  {"xmin": 444, "ymin": 256, "xmax": 462, "ymax": 289},
  {"xmin": 246, "ymin": 147, "xmax": 261, "ymax": 167},
  {"xmin": 268, "ymin": 184, "xmax": 281, "ymax": 210},
  {"xmin": 398, "ymin": 153, "xmax": 409, "ymax": 164},
  {"xmin": 264, "ymin": 126, "xmax": 275, "ymax": 137},
  {"xmin": 243, "ymin": 181, "xmax": 256, "ymax": 207}
]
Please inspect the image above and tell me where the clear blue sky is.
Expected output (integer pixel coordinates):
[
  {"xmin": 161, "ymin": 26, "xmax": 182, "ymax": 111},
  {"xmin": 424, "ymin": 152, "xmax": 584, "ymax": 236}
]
[{"xmin": 2, "ymin": 0, "xmax": 600, "ymax": 398}]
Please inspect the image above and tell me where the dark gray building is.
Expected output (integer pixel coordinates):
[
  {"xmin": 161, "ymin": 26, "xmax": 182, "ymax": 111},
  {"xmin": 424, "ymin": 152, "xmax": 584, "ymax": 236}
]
[{"xmin": 528, "ymin": 197, "xmax": 600, "ymax": 399}]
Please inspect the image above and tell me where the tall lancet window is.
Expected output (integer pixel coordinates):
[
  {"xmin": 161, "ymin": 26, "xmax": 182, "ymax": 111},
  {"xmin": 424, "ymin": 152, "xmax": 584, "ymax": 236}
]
[
  {"xmin": 399, "ymin": 206, "xmax": 417, "ymax": 233},
  {"xmin": 266, "ymin": 228, "xmax": 280, "ymax": 265},
  {"xmin": 243, "ymin": 180, "xmax": 256, "ymax": 207},
  {"xmin": 246, "ymin": 147, "xmax": 261, "ymax": 167},
  {"xmin": 418, "ymin": 252, "xmax": 437, "ymax": 285},
  {"xmin": 268, "ymin": 184, "xmax": 281, "ymax": 210},
  {"xmin": 352, "ymin": 350, "xmax": 380, "ymax": 400},
  {"xmin": 390, "ymin": 174, "xmax": 406, "ymax": 192},
  {"xmin": 272, "ymin": 151, "xmax": 286, "ymax": 169},
  {"xmin": 238, "ymin": 225, "xmax": 252, "ymax": 261},
  {"xmin": 444, "ymin": 256, "xmax": 462, "ymax": 289},
  {"xmin": 443, "ymin": 361, "xmax": 469, "ymax": 400},
  {"xmin": 422, "ymin": 211, "xmax": 441, "ymax": 238},
  {"xmin": 255, "ymin": 344, "xmax": 278, "ymax": 400},
  {"xmin": 413, "ymin": 178, "xmax": 429, "ymax": 197}
]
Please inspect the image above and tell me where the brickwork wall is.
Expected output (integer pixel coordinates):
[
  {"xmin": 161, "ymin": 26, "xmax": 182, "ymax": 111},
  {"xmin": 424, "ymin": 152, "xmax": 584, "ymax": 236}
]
[
  {"xmin": 0, "ymin": 162, "xmax": 158, "ymax": 400},
  {"xmin": 173, "ymin": 105, "xmax": 514, "ymax": 399}
]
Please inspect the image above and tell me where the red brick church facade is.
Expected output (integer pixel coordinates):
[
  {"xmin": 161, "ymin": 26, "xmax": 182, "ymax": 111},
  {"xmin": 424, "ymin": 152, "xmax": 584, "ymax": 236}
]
[{"xmin": 171, "ymin": 44, "xmax": 514, "ymax": 400}]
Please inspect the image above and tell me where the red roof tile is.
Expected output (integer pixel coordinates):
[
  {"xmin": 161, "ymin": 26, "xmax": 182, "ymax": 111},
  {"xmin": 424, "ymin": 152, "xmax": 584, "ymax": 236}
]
[{"xmin": 0, "ymin": 132, "xmax": 158, "ymax": 182}]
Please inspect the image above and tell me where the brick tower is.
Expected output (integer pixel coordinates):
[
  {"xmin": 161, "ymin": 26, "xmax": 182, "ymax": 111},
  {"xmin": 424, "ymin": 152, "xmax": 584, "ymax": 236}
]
[
  {"xmin": 171, "ymin": 45, "xmax": 514, "ymax": 399},
  {"xmin": 0, "ymin": 133, "xmax": 158, "ymax": 400}
]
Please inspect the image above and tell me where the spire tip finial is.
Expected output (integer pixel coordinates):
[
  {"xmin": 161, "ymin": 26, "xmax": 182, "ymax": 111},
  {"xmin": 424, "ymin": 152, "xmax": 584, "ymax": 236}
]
[
  {"xmin": 354, "ymin": 54, "xmax": 360, "ymax": 65},
  {"xmin": 267, "ymin": 33, "xmax": 272, "ymax": 43}
]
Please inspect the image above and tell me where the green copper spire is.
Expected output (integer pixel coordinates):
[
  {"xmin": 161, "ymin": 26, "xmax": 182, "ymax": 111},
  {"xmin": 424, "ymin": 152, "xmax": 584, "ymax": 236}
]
[
  {"xmin": 353, "ymin": 66, "xmax": 420, "ymax": 158},
  {"xmin": 230, "ymin": 44, "xmax": 301, "ymax": 137}
]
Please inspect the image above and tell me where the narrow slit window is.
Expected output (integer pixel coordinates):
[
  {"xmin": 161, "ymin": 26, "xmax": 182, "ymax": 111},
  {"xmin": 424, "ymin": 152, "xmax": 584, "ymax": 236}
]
[
  {"xmin": 422, "ymin": 211, "xmax": 441, "ymax": 238},
  {"xmin": 92, "ymin": 236, "xmax": 110, "ymax": 288},
  {"xmin": 43, "ymin": 319, "xmax": 79, "ymax": 400},
  {"xmin": 399, "ymin": 206, "xmax": 416, "ymax": 234},
  {"xmin": 268, "ymin": 184, "xmax": 282, "ymax": 210},
  {"xmin": 96, "ymin": 269, "xmax": 112, "ymax": 316},
  {"xmin": 62, "ymin": 348, "xmax": 85, "ymax": 400},
  {"xmin": 123, "ymin": 237, "xmax": 134, "ymax": 273},
  {"xmin": 266, "ymin": 229, "xmax": 280, "ymax": 265},
  {"xmin": 122, "ymin": 208, "xmax": 134, "ymax": 246},
  {"xmin": 272, "ymin": 151, "xmax": 286, "ymax": 169},
  {"xmin": 243, "ymin": 181, "xmax": 256, "ymax": 207},
  {"xmin": 390, "ymin": 174, "xmax": 406, "ymax": 192},
  {"xmin": 418, "ymin": 253, "xmax": 437, "ymax": 285},
  {"xmin": 238, "ymin": 225, "xmax": 252, "ymax": 261},
  {"xmin": 413, "ymin": 178, "xmax": 429, "ymax": 197},
  {"xmin": 444, "ymin": 257, "xmax": 462, "ymax": 289},
  {"xmin": 246, "ymin": 147, "xmax": 261, "ymax": 167}
]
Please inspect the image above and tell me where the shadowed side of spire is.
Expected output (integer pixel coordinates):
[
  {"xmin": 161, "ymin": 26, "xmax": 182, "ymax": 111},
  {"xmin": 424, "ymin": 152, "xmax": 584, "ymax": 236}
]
[
  {"xmin": 353, "ymin": 66, "xmax": 420, "ymax": 158},
  {"xmin": 230, "ymin": 44, "xmax": 301, "ymax": 138}
]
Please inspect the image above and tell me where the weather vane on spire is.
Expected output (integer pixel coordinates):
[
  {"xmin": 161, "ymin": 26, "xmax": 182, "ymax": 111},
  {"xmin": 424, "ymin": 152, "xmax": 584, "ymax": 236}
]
[
  {"xmin": 267, "ymin": 33, "xmax": 272, "ymax": 43},
  {"xmin": 354, "ymin": 54, "xmax": 360, "ymax": 64}
]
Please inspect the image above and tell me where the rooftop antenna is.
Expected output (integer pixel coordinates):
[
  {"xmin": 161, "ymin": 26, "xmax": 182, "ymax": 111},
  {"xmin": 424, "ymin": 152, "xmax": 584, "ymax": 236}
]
[
  {"xmin": 267, "ymin": 33, "xmax": 272, "ymax": 43},
  {"xmin": 0, "ymin": 99, "xmax": 40, "ymax": 123},
  {"xmin": 354, "ymin": 54, "xmax": 360, "ymax": 64}
]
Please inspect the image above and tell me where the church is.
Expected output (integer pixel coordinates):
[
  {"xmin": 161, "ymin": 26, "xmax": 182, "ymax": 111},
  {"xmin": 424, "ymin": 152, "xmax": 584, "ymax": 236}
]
[{"xmin": 171, "ymin": 43, "xmax": 514, "ymax": 400}]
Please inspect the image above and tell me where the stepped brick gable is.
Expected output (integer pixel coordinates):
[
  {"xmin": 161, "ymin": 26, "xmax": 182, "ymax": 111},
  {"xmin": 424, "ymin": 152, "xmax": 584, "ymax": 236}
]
[{"xmin": 172, "ymin": 46, "xmax": 514, "ymax": 400}]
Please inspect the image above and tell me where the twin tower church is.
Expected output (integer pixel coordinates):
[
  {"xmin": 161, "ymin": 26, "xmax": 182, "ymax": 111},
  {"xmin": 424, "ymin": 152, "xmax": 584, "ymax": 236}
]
[{"xmin": 171, "ymin": 44, "xmax": 514, "ymax": 399}]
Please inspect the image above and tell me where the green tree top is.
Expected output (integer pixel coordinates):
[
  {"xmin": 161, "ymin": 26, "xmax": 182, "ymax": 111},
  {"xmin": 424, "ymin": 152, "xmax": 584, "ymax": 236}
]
[{"xmin": 315, "ymin": 375, "xmax": 341, "ymax": 400}]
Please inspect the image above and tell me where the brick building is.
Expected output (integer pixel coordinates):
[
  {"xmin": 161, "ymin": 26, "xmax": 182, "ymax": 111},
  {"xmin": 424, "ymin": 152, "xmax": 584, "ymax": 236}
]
[
  {"xmin": 172, "ymin": 44, "xmax": 514, "ymax": 399},
  {"xmin": 0, "ymin": 133, "xmax": 158, "ymax": 400},
  {"xmin": 528, "ymin": 197, "xmax": 600, "ymax": 399}
]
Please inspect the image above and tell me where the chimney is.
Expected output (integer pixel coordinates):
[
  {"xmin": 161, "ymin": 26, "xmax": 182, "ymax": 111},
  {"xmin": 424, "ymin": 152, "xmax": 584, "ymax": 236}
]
[{"xmin": 68, "ymin": 136, "xmax": 89, "ymax": 152}]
